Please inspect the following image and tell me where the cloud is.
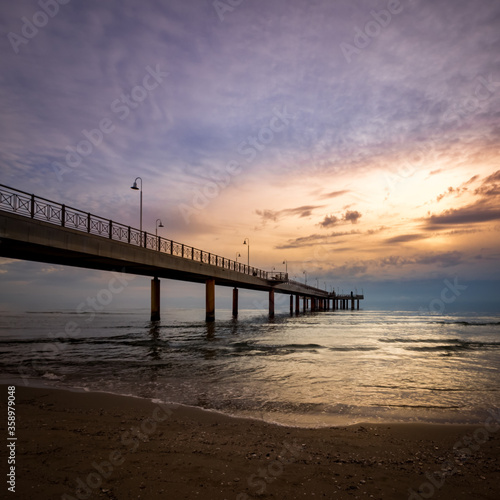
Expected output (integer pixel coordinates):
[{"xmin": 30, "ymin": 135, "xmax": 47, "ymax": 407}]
[
  {"xmin": 366, "ymin": 226, "xmax": 387, "ymax": 235},
  {"xmin": 318, "ymin": 215, "xmax": 339, "ymax": 228},
  {"xmin": 276, "ymin": 234, "xmax": 328, "ymax": 250},
  {"xmin": 435, "ymin": 174, "xmax": 482, "ymax": 202},
  {"xmin": 318, "ymin": 190, "xmax": 349, "ymax": 200},
  {"xmin": 429, "ymin": 169, "xmax": 443, "ymax": 177},
  {"xmin": 343, "ymin": 210, "xmax": 362, "ymax": 224},
  {"xmin": 385, "ymin": 234, "xmax": 429, "ymax": 244},
  {"xmin": 475, "ymin": 170, "xmax": 500, "ymax": 198},
  {"xmin": 256, "ymin": 205, "xmax": 324, "ymax": 225},
  {"xmin": 436, "ymin": 186, "xmax": 467, "ymax": 202},
  {"xmin": 426, "ymin": 202, "xmax": 500, "ymax": 227},
  {"xmin": 277, "ymin": 229, "xmax": 362, "ymax": 249},
  {"xmin": 318, "ymin": 209, "xmax": 362, "ymax": 228}
]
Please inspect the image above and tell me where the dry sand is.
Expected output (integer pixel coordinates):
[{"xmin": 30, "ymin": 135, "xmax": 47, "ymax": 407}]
[{"xmin": 2, "ymin": 385, "xmax": 499, "ymax": 499}]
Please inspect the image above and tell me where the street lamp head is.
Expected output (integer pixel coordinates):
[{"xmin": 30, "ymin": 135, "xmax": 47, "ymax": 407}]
[
  {"xmin": 158, "ymin": 221, "xmax": 164, "ymax": 228},
  {"xmin": 131, "ymin": 177, "xmax": 142, "ymax": 190}
]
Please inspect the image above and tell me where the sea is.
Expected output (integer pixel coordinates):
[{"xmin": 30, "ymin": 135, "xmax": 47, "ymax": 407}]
[{"xmin": 1, "ymin": 308, "xmax": 499, "ymax": 427}]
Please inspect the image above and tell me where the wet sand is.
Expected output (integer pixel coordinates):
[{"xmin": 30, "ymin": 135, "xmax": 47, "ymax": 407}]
[{"xmin": 2, "ymin": 385, "xmax": 499, "ymax": 499}]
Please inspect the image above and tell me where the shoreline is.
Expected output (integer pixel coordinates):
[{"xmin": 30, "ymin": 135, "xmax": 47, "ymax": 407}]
[
  {"xmin": 4, "ymin": 375, "xmax": 498, "ymax": 428},
  {"xmin": 2, "ymin": 384, "xmax": 499, "ymax": 499},
  {"xmin": 2, "ymin": 376, "xmax": 496, "ymax": 429}
]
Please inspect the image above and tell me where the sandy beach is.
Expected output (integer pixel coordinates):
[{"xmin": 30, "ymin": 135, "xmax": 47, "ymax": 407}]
[{"xmin": 1, "ymin": 385, "xmax": 498, "ymax": 499}]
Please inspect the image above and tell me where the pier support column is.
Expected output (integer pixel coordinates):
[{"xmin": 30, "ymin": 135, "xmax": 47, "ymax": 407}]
[
  {"xmin": 269, "ymin": 289, "xmax": 275, "ymax": 318},
  {"xmin": 232, "ymin": 287, "xmax": 238, "ymax": 318},
  {"xmin": 206, "ymin": 279, "xmax": 215, "ymax": 322},
  {"xmin": 303, "ymin": 296, "xmax": 307, "ymax": 313},
  {"xmin": 151, "ymin": 277, "xmax": 160, "ymax": 322},
  {"xmin": 357, "ymin": 299, "xmax": 360, "ymax": 310},
  {"xmin": 311, "ymin": 298, "xmax": 316, "ymax": 312},
  {"xmin": 295, "ymin": 294, "xmax": 300, "ymax": 315},
  {"xmin": 290, "ymin": 295, "xmax": 293, "ymax": 315},
  {"xmin": 351, "ymin": 298, "xmax": 355, "ymax": 310}
]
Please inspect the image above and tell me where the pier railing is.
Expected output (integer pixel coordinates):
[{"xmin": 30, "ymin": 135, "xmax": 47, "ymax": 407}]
[{"xmin": 0, "ymin": 184, "xmax": 275, "ymax": 280}]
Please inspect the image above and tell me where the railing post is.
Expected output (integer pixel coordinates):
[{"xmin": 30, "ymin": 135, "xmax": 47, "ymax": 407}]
[
  {"xmin": 144, "ymin": 232, "xmax": 147, "ymax": 248},
  {"xmin": 181, "ymin": 244, "xmax": 184, "ymax": 257},
  {"xmin": 61, "ymin": 205, "xmax": 66, "ymax": 227},
  {"xmin": 87, "ymin": 213, "xmax": 91, "ymax": 233},
  {"xmin": 109, "ymin": 220, "xmax": 112, "ymax": 239},
  {"xmin": 170, "ymin": 240, "xmax": 174, "ymax": 255},
  {"xmin": 30, "ymin": 194, "xmax": 35, "ymax": 218},
  {"xmin": 192, "ymin": 247, "xmax": 194, "ymax": 260},
  {"xmin": 128, "ymin": 226, "xmax": 131, "ymax": 243}
]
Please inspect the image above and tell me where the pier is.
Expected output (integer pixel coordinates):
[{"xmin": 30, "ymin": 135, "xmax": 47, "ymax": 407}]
[{"xmin": 0, "ymin": 184, "xmax": 363, "ymax": 321}]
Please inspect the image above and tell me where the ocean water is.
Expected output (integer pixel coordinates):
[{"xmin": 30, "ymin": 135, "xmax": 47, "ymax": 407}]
[{"xmin": 0, "ymin": 308, "xmax": 499, "ymax": 427}]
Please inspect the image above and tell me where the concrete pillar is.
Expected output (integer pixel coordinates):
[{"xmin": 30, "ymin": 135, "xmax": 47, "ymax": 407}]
[
  {"xmin": 206, "ymin": 279, "xmax": 215, "ymax": 322},
  {"xmin": 303, "ymin": 296, "xmax": 307, "ymax": 313},
  {"xmin": 357, "ymin": 299, "xmax": 360, "ymax": 310},
  {"xmin": 311, "ymin": 298, "xmax": 316, "ymax": 312},
  {"xmin": 351, "ymin": 298, "xmax": 355, "ymax": 310},
  {"xmin": 290, "ymin": 295, "xmax": 293, "ymax": 315},
  {"xmin": 295, "ymin": 294, "xmax": 300, "ymax": 315},
  {"xmin": 269, "ymin": 289, "xmax": 275, "ymax": 318},
  {"xmin": 151, "ymin": 277, "xmax": 160, "ymax": 322},
  {"xmin": 232, "ymin": 287, "xmax": 238, "ymax": 317}
]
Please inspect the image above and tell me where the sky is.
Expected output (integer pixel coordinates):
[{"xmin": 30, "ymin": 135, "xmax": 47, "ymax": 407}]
[{"xmin": 0, "ymin": 0, "xmax": 499, "ymax": 313}]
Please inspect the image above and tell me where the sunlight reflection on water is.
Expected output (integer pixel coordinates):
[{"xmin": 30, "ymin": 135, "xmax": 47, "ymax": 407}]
[{"xmin": 1, "ymin": 309, "xmax": 499, "ymax": 426}]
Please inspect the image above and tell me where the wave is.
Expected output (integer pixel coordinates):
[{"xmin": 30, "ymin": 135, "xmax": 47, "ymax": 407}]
[
  {"xmin": 379, "ymin": 337, "xmax": 461, "ymax": 343},
  {"xmin": 432, "ymin": 320, "xmax": 500, "ymax": 326},
  {"xmin": 329, "ymin": 346, "xmax": 379, "ymax": 352},
  {"xmin": 380, "ymin": 338, "xmax": 500, "ymax": 347}
]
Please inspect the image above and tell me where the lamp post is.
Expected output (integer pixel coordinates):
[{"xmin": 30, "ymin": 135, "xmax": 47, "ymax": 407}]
[
  {"xmin": 130, "ymin": 177, "xmax": 143, "ymax": 243},
  {"xmin": 303, "ymin": 270, "xmax": 307, "ymax": 285},
  {"xmin": 236, "ymin": 252, "xmax": 241, "ymax": 263},
  {"xmin": 155, "ymin": 219, "xmax": 164, "ymax": 237},
  {"xmin": 283, "ymin": 260, "xmax": 287, "ymax": 274},
  {"xmin": 243, "ymin": 238, "xmax": 250, "ymax": 266}
]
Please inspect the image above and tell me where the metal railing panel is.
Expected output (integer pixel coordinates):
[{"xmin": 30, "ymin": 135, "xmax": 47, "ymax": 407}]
[{"xmin": 0, "ymin": 184, "xmax": 276, "ymax": 283}]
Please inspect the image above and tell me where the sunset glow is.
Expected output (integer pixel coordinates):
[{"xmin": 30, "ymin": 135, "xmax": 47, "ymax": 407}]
[{"xmin": 1, "ymin": 0, "xmax": 499, "ymax": 311}]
